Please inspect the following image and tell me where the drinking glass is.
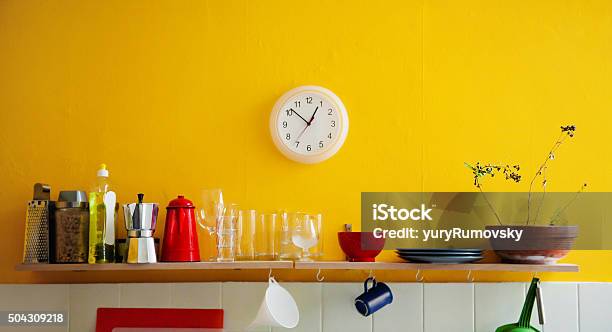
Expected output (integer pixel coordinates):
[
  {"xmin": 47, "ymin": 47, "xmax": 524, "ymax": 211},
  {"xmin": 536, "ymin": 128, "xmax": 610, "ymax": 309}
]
[
  {"xmin": 292, "ymin": 214, "xmax": 318, "ymax": 261},
  {"xmin": 236, "ymin": 209, "xmax": 256, "ymax": 260},
  {"xmin": 197, "ymin": 189, "xmax": 224, "ymax": 261},
  {"xmin": 255, "ymin": 213, "xmax": 277, "ymax": 261},
  {"xmin": 310, "ymin": 213, "xmax": 324, "ymax": 259},
  {"xmin": 216, "ymin": 215, "xmax": 237, "ymax": 262},
  {"xmin": 224, "ymin": 203, "xmax": 240, "ymax": 218}
]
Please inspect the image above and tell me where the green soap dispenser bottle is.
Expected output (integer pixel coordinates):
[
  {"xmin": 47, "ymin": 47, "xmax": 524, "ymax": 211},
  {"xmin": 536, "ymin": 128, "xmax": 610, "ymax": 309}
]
[{"xmin": 88, "ymin": 164, "xmax": 117, "ymax": 263}]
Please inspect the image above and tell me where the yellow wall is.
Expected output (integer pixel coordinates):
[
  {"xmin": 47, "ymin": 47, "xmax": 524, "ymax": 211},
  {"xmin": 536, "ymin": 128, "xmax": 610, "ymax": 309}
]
[{"xmin": 1, "ymin": 0, "xmax": 611, "ymax": 283}]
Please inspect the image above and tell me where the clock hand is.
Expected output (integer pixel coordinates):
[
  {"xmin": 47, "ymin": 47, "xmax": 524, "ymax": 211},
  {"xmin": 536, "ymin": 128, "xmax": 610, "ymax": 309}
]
[
  {"xmin": 295, "ymin": 123, "xmax": 309, "ymax": 142},
  {"xmin": 308, "ymin": 106, "xmax": 319, "ymax": 125},
  {"xmin": 290, "ymin": 108, "xmax": 310, "ymax": 125}
]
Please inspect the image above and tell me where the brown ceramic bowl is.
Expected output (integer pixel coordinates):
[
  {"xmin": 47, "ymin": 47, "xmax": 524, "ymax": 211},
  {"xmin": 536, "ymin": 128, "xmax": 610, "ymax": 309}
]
[
  {"xmin": 338, "ymin": 232, "xmax": 385, "ymax": 262},
  {"xmin": 487, "ymin": 225, "xmax": 578, "ymax": 264}
]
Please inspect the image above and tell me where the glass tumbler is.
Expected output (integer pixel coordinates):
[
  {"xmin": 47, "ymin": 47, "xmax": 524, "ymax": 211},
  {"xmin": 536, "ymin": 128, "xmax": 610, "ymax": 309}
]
[
  {"xmin": 224, "ymin": 203, "xmax": 240, "ymax": 218},
  {"xmin": 236, "ymin": 209, "xmax": 256, "ymax": 260},
  {"xmin": 255, "ymin": 213, "xmax": 277, "ymax": 261},
  {"xmin": 310, "ymin": 213, "xmax": 324, "ymax": 259},
  {"xmin": 216, "ymin": 215, "xmax": 237, "ymax": 262}
]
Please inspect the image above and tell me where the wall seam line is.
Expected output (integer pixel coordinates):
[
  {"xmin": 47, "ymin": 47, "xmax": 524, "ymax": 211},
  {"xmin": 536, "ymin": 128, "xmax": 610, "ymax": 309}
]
[
  {"xmin": 320, "ymin": 282, "xmax": 323, "ymax": 332},
  {"xmin": 472, "ymin": 283, "xmax": 475, "ymax": 332},
  {"xmin": 65, "ymin": 284, "xmax": 70, "ymax": 332},
  {"xmin": 219, "ymin": 281, "xmax": 223, "ymax": 309},
  {"xmin": 576, "ymin": 282, "xmax": 581, "ymax": 332},
  {"xmin": 422, "ymin": 283, "xmax": 425, "ymax": 332},
  {"xmin": 169, "ymin": 283, "xmax": 174, "ymax": 307}
]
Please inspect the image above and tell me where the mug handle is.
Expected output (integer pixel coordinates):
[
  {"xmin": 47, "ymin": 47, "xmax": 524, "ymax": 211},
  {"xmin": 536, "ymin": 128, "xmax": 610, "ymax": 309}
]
[{"xmin": 363, "ymin": 277, "xmax": 377, "ymax": 293}]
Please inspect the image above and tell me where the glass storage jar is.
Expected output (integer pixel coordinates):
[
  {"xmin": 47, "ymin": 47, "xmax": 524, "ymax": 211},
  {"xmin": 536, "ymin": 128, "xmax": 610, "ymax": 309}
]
[{"xmin": 54, "ymin": 191, "xmax": 89, "ymax": 263}]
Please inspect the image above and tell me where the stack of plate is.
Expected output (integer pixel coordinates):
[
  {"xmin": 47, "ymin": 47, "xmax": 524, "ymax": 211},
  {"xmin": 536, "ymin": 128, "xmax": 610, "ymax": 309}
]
[{"xmin": 396, "ymin": 248, "xmax": 484, "ymax": 264}]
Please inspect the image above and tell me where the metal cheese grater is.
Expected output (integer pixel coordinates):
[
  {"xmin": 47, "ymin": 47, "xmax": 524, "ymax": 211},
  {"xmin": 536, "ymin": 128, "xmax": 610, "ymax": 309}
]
[{"xmin": 22, "ymin": 183, "xmax": 55, "ymax": 263}]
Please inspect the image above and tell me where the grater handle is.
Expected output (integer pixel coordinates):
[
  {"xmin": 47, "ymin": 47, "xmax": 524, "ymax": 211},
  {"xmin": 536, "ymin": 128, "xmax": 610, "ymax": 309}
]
[{"xmin": 33, "ymin": 183, "xmax": 51, "ymax": 201}]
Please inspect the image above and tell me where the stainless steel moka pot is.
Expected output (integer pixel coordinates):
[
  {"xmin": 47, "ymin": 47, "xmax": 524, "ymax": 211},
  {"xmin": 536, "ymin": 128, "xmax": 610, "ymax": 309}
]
[{"xmin": 123, "ymin": 193, "xmax": 159, "ymax": 264}]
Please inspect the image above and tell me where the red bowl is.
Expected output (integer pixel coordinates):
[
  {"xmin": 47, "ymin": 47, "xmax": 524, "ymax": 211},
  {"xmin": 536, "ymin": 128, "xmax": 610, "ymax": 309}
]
[{"xmin": 338, "ymin": 232, "xmax": 385, "ymax": 262}]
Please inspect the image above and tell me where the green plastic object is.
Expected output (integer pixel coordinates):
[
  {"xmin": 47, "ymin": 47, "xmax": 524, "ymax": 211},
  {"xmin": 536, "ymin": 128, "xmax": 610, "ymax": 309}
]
[{"xmin": 495, "ymin": 278, "xmax": 541, "ymax": 332}]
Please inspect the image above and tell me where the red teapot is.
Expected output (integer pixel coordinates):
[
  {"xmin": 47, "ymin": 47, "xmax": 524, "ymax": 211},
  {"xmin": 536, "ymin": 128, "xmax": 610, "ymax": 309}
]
[{"xmin": 161, "ymin": 195, "xmax": 200, "ymax": 262}]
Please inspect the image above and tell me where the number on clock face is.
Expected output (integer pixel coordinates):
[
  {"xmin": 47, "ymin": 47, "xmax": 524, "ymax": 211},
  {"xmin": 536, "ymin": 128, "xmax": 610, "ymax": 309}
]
[{"xmin": 277, "ymin": 93, "xmax": 340, "ymax": 155}]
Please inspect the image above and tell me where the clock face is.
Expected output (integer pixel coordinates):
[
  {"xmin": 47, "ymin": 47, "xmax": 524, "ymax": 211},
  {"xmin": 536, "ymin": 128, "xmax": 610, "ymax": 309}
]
[{"xmin": 270, "ymin": 86, "xmax": 349, "ymax": 164}]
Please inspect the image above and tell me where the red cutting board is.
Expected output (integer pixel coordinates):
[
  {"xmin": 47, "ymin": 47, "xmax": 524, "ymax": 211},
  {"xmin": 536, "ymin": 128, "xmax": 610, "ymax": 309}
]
[{"xmin": 96, "ymin": 308, "xmax": 224, "ymax": 332}]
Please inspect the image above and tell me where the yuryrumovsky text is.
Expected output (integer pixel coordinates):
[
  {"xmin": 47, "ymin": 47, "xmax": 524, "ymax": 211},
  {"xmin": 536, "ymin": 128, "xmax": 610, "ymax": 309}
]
[
  {"xmin": 372, "ymin": 227, "xmax": 524, "ymax": 242},
  {"xmin": 369, "ymin": 203, "xmax": 523, "ymax": 242}
]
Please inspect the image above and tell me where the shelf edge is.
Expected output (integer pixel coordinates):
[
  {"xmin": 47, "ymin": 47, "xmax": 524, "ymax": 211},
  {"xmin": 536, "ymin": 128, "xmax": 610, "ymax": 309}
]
[
  {"xmin": 293, "ymin": 261, "xmax": 579, "ymax": 272},
  {"xmin": 15, "ymin": 261, "xmax": 294, "ymax": 272},
  {"xmin": 16, "ymin": 261, "xmax": 579, "ymax": 273}
]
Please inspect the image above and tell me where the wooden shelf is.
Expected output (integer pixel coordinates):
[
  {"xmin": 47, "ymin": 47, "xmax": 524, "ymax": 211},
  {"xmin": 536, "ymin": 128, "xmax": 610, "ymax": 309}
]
[
  {"xmin": 16, "ymin": 261, "xmax": 578, "ymax": 273},
  {"xmin": 294, "ymin": 261, "xmax": 579, "ymax": 272},
  {"xmin": 15, "ymin": 261, "xmax": 293, "ymax": 272}
]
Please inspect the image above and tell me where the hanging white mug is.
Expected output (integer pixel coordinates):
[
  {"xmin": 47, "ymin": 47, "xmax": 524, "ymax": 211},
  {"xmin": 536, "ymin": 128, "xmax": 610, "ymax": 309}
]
[{"xmin": 249, "ymin": 277, "xmax": 299, "ymax": 329}]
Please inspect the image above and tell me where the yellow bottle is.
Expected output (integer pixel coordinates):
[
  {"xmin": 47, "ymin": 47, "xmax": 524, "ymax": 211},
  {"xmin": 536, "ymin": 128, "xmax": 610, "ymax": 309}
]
[{"xmin": 88, "ymin": 164, "xmax": 117, "ymax": 263}]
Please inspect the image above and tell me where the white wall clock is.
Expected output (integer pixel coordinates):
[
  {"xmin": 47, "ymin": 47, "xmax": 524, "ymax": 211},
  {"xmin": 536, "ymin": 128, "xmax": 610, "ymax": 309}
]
[{"xmin": 270, "ymin": 85, "xmax": 349, "ymax": 164}]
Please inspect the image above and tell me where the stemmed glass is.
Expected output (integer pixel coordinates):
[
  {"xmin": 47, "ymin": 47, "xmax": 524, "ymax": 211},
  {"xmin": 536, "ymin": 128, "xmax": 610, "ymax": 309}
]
[
  {"xmin": 196, "ymin": 189, "xmax": 224, "ymax": 261},
  {"xmin": 291, "ymin": 214, "xmax": 318, "ymax": 261}
]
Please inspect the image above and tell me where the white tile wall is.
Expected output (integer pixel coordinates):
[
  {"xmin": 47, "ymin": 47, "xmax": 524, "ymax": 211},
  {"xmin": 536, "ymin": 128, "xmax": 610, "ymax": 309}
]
[
  {"xmin": 579, "ymin": 283, "xmax": 612, "ymax": 332},
  {"xmin": 170, "ymin": 282, "xmax": 221, "ymax": 308},
  {"xmin": 0, "ymin": 284, "xmax": 69, "ymax": 332},
  {"xmin": 519, "ymin": 281, "xmax": 581, "ymax": 332},
  {"xmin": 272, "ymin": 283, "xmax": 322, "ymax": 332},
  {"xmin": 322, "ymin": 283, "xmax": 372, "ymax": 332},
  {"xmin": 372, "ymin": 283, "xmax": 423, "ymax": 332},
  {"xmin": 69, "ymin": 284, "xmax": 119, "ymax": 332},
  {"xmin": 424, "ymin": 283, "xmax": 474, "ymax": 332},
  {"xmin": 540, "ymin": 283, "xmax": 579, "ymax": 332},
  {"xmin": 0, "ymin": 282, "xmax": 610, "ymax": 331},
  {"xmin": 222, "ymin": 282, "xmax": 269, "ymax": 332},
  {"xmin": 475, "ymin": 283, "xmax": 524, "ymax": 332},
  {"xmin": 119, "ymin": 283, "xmax": 171, "ymax": 308}
]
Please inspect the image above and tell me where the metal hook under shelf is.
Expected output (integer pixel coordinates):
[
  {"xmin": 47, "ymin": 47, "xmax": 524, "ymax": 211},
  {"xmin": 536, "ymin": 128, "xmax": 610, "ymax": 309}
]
[
  {"xmin": 415, "ymin": 269, "xmax": 424, "ymax": 282},
  {"xmin": 268, "ymin": 268, "xmax": 273, "ymax": 280},
  {"xmin": 467, "ymin": 270, "xmax": 475, "ymax": 282},
  {"xmin": 368, "ymin": 269, "xmax": 374, "ymax": 279},
  {"xmin": 316, "ymin": 268, "xmax": 325, "ymax": 282}
]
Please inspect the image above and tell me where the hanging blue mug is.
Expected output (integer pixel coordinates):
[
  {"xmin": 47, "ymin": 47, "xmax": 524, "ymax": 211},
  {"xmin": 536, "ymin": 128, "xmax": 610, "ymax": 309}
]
[{"xmin": 355, "ymin": 277, "xmax": 393, "ymax": 316}]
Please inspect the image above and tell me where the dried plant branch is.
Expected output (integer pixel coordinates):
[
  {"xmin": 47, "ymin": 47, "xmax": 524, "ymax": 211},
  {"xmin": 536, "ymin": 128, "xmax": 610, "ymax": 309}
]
[
  {"xmin": 477, "ymin": 184, "xmax": 503, "ymax": 225},
  {"xmin": 549, "ymin": 183, "xmax": 588, "ymax": 225},
  {"xmin": 465, "ymin": 162, "xmax": 521, "ymax": 225},
  {"xmin": 532, "ymin": 166, "xmax": 547, "ymax": 224},
  {"xmin": 526, "ymin": 125, "xmax": 576, "ymax": 225},
  {"xmin": 467, "ymin": 125, "xmax": 586, "ymax": 227}
]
